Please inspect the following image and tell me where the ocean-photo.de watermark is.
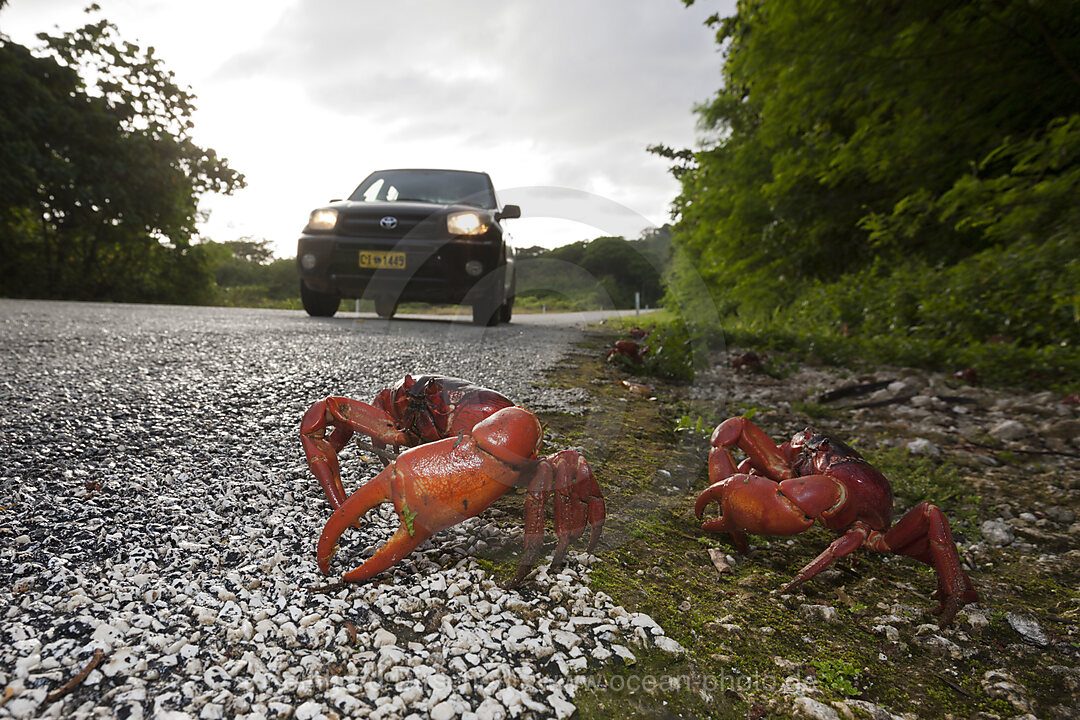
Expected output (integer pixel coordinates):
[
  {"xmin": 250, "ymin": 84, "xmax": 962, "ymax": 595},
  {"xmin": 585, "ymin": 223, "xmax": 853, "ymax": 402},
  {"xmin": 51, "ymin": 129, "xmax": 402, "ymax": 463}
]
[{"xmin": 580, "ymin": 670, "xmax": 818, "ymax": 696}]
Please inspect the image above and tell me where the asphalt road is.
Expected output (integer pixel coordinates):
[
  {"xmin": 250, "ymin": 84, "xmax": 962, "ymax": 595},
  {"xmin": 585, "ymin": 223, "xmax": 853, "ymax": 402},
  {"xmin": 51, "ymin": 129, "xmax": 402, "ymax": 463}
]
[{"xmin": 0, "ymin": 298, "xmax": 649, "ymax": 719}]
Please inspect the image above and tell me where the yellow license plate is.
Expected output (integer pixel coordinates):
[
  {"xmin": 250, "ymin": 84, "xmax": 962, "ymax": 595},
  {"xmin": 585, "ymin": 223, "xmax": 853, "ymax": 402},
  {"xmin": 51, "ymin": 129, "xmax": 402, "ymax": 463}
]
[{"xmin": 358, "ymin": 251, "xmax": 406, "ymax": 270}]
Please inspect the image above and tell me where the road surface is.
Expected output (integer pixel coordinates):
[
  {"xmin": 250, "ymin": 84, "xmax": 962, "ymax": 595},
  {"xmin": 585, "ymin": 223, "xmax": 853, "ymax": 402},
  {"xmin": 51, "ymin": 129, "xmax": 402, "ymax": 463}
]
[{"xmin": 0, "ymin": 298, "xmax": 652, "ymax": 720}]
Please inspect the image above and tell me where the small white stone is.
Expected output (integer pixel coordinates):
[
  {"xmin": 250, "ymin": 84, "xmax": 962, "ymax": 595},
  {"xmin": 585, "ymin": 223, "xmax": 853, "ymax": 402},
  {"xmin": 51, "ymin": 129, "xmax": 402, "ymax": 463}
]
[
  {"xmin": 475, "ymin": 698, "xmax": 507, "ymax": 720},
  {"xmin": 906, "ymin": 438, "xmax": 940, "ymax": 456},
  {"xmin": 799, "ymin": 605, "xmax": 840, "ymax": 624},
  {"xmin": 989, "ymin": 419, "xmax": 1028, "ymax": 441},
  {"xmin": 547, "ymin": 689, "xmax": 576, "ymax": 720},
  {"xmin": 506, "ymin": 625, "xmax": 534, "ymax": 641},
  {"xmin": 431, "ymin": 700, "xmax": 457, "ymax": 720},
  {"xmin": 372, "ymin": 629, "xmax": 397, "ymax": 648},
  {"xmin": 793, "ymin": 696, "xmax": 841, "ymax": 720},
  {"xmin": 551, "ymin": 630, "xmax": 581, "ymax": 650},
  {"xmin": 294, "ymin": 700, "xmax": 324, "ymax": 720},
  {"xmin": 654, "ymin": 636, "xmax": 687, "ymax": 655},
  {"xmin": 980, "ymin": 519, "xmax": 1014, "ymax": 546}
]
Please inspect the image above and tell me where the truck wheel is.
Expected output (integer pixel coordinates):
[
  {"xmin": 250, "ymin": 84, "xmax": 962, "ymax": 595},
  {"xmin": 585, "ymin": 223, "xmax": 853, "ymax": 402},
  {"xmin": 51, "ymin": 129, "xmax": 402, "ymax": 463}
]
[
  {"xmin": 472, "ymin": 294, "xmax": 501, "ymax": 326},
  {"xmin": 498, "ymin": 295, "xmax": 514, "ymax": 324},
  {"xmin": 301, "ymin": 281, "xmax": 340, "ymax": 317}
]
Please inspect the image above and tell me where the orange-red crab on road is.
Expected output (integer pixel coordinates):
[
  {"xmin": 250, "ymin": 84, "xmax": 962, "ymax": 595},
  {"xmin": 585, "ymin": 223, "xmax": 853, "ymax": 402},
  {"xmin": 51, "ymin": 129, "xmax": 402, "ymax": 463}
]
[
  {"xmin": 695, "ymin": 417, "xmax": 978, "ymax": 627},
  {"xmin": 301, "ymin": 377, "xmax": 605, "ymax": 585}
]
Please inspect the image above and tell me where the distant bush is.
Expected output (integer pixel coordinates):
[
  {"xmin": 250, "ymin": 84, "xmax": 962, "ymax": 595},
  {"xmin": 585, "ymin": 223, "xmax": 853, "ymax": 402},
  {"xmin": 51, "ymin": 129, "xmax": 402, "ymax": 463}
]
[{"xmin": 516, "ymin": 229, "xmax": 670, "ymax": 310}]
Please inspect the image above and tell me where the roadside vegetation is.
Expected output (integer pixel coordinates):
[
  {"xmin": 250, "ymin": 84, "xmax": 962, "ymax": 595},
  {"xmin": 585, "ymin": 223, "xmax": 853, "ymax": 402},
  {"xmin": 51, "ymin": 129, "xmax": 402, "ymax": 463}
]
[
  {"xmin": 650, "ymin": 0, "xmax": 1079, "ymax": 392},
  {"xmin": 0, "ymin": 5, "xmax": 245, "ymax": 305}
]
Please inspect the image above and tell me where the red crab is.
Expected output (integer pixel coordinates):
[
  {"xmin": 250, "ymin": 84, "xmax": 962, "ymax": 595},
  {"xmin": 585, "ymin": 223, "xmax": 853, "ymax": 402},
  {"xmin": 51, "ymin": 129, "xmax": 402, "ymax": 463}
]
[
  {"xmin": 605, "ymin": 327, "xmax": 651, "ymax": 367},
  {"xmin": 301, "ymin": 376, "xmax": 605, "ymax": 584},
  {"xmin": 694, "ymin": 417, "xmax": 977, "ymax": 627}
]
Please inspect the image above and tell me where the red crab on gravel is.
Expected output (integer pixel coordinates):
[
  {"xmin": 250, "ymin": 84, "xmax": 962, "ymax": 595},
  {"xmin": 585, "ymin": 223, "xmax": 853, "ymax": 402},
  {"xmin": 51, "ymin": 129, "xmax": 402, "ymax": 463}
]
[
  {"xmin": 301, "ymin": 375, "xmax": 605, "ymax": 585},
  {"xmin": 695, "ymin": 417, "xmax": 978, "ymax": 627}
]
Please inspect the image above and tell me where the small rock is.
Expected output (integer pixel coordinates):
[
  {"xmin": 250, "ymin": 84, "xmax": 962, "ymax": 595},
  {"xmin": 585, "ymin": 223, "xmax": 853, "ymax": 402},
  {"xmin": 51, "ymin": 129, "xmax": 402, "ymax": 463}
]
[
  {"xmin": 1043, "ymin": 419, "xmax": 1080, "ymax": 442},
  {"xmin": 654, "ymin": 636, "xmax": 687, "ymax": 655},
  {"xmin": 1046, "ymin": 506, "xmax": 1076, "ymax": 524},
  {"xmin": 793, "ymin": 695, "xmax": 841, "ymax": 720},
  {"xmin": 982, "ymin": 669, "xmax": 1033, "ymax": 713},
  {"xmin": 988, "ymin": 419, "xmax": 1028, "ymax": 441},
  {"xmin": 547, "ymin": 689, "xmax": 576, "ymax": 720},
  {"xmin": 707, "ymin": 548, "xmax": 734, "ymax": 575},
  {"xmin": 906, "ymin": 438, "xmax": 940, "ymax": 456},
  {"xmin": 611, "ymin": 645, "xmax": 636, "ymax": 664},
  {"xmin": 798, "ymin": 604, "xmax": 840, "ymax": 624},
  {"xmin": 505, "ymin": 625, "xmax": 534, "ymax": 642},
  {"xmin": 295, "ymin": 701, "xmax": 324, "ymax": 720},
  {"xmin": 430, "ymin": 701, "xmax": 456, "ymax": 720},
  {"xmin": 980, "ymin": 519, "xmax": 1014, "ymax": 545},
  {"xmin": 475, "ymin": 698, "xmax": 506, "ymax": 720},
  {"xmin": 872, "ymin": 625, "xmax": 900, "ymax": 643},
  {"xmin": 372, "ymin": 629, "xmax": 397, "ymax": 648},
  {"xmin": 1007, "ymin": 613, "xmax": 1049, "ymax": 647},
  {"xmin": 844, "ymin": 699, "xmax": 907, "ymax": 720}
]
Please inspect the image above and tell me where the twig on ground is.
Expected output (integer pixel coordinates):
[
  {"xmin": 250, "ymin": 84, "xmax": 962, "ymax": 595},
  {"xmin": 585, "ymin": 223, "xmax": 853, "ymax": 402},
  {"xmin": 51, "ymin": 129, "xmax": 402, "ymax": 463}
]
[
  {"xmin": 964, "ymin": 440, "xmax": 1080, "ymax": 460},
  {"xmin": 45, "ymin": 648, "xmax": 105, "ymax": 703},
  {"xmin": 308, "ymin": 580, "xmax": 350, "ymax": 594},
  {"xmin": 938, "ymin": 673, "xmax": 973, "ymax": 698},
  {"xmin": 818, "ymin": 380, "xmax": 896, "ymax": 403}
]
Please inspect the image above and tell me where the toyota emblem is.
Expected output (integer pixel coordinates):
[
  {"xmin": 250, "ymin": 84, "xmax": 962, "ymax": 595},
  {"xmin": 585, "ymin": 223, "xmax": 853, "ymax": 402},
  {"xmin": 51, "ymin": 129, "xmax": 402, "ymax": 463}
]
[{"xmin": 379, "ymin": 216, "xmax": 398, "ymax": 230}]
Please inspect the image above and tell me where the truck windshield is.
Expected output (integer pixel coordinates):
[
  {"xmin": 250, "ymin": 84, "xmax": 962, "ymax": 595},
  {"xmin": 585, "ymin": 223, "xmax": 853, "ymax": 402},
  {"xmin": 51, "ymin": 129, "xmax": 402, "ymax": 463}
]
[{"xmin": 350, "ymin": 170, "xmax": 497, "ymax": 209}]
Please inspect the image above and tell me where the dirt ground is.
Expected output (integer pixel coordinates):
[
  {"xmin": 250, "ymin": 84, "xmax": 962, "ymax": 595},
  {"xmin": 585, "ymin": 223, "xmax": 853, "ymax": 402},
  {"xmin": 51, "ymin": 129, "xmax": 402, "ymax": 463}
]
[{"xmin": 521, "ymin": 332, "xmax": 1080, "ymax": 720}]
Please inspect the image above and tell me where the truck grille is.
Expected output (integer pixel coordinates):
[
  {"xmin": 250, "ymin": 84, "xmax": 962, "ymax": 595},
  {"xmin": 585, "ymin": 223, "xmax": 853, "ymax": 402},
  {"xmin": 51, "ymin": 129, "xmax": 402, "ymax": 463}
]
[{"xmin": 336, "ymin": 211, "xmax": 442, "ymax": 239}]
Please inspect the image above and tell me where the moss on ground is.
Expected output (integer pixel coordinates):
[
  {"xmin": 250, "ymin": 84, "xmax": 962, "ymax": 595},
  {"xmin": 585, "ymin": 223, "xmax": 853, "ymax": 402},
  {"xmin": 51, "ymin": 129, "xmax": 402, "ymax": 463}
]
[{"xmin": 498, "ymin": 331, "xmax": 1080, "ymax": 720}]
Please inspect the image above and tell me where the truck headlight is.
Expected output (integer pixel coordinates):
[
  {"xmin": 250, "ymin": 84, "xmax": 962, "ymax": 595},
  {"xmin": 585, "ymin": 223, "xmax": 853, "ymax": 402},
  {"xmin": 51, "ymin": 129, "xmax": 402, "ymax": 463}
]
[
  {"xmin": 306, "ymin": 208, "xmax": 338, "ymax": 231},
  {"xmin": 447, "ymin": 211, "xmax": 487, "ymax": 236}
]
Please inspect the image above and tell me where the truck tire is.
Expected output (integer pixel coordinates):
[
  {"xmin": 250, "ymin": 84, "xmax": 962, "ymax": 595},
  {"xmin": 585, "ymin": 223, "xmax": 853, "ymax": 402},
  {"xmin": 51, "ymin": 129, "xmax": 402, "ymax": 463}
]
[{"xmin": 301, "ymin": 281, "xmax": 340, "ymax": 317}]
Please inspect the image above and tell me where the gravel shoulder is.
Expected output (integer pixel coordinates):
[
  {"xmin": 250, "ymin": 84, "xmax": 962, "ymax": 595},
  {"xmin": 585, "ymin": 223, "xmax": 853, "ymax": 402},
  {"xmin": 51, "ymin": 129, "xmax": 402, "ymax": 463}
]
[{"xmin": 0, "ymin": 301, "xmax": 675, "ymax": 720}]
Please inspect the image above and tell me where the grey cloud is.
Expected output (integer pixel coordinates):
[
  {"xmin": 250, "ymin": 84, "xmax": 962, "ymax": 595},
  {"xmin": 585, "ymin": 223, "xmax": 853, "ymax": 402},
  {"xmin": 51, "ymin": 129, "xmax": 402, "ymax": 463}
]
[{"xmin": 214, "ymin": 0, "xmax": 728, "ymax": 212}]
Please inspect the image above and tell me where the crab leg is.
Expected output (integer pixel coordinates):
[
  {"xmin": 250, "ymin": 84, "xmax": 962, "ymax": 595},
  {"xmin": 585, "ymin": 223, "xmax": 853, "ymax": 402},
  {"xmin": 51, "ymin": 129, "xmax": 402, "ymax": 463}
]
[
  {"xmin": 869, "ymin": 502, "xmax": 978, "ymax": 627},
  {"xmin": 301, "ymin": 397, "xmax": 409, "ymax": 510},
  {"xmin": 506, "ymin": 461, "xmax": 554, "ymax": 588},
  {"xmin": 319, "ymin": 408, "xmax": 546, "ymax": 583},
  {"xmin": 315, "ymin": 465, "xmax": 435, "ymax": 582},
  {"xmin": 550, "ymin": 450, "xmax": 605, "ymax": 567},
  {"xmin": 779, "ymin": 523, "xmax": 871, "ymax": 593}
]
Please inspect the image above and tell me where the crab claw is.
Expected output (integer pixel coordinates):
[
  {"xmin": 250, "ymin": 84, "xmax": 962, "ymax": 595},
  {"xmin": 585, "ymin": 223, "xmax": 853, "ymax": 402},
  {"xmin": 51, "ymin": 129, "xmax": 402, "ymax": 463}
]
[
  {"xmin": 316, "ymin": 465, "xmax": 434, "ymax": 582},
  {"xmin": 301, "ymin": 397, "xmax": 410, "ymax": 510},
  {"xmin": 317, "ymin": 407, "xmax": 543, "ymax": 582}
]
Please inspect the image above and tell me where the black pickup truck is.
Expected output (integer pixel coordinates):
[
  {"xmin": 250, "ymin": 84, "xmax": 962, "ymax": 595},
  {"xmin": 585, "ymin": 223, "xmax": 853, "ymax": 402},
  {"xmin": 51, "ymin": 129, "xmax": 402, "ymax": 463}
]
[{"xmin": 297, "ymin": 168, "xmax": 520, "ymax": 325}]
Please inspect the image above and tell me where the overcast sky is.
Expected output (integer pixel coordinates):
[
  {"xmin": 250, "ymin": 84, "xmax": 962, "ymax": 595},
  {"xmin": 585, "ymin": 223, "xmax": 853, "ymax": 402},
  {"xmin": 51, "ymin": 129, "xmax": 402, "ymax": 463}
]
[{"xmin": 1, "ymin": 1, "xmax": 732, "ymax": 257}]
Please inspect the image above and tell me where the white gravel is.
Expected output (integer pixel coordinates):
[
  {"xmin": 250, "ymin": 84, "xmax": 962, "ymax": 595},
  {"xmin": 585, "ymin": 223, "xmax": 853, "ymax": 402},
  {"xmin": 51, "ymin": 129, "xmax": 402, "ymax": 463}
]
[{"xmin": 0, "ymin": 300, "xmax": 672, "ymax": 719}]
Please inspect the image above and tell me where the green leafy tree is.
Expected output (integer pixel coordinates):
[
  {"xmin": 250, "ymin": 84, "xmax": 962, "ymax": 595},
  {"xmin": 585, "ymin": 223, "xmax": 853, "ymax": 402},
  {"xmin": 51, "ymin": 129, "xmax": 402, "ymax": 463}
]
[
  {"xmin": 662, "ymin": 0, "xmax": 1080, "ymax": 368},
  {"xmin": 517, "ymin": 235, "xmax": 667, "ymax": 309},
  {"xmin": 0, "ymin": 6, "xmax": 245, "ymax": 302}
]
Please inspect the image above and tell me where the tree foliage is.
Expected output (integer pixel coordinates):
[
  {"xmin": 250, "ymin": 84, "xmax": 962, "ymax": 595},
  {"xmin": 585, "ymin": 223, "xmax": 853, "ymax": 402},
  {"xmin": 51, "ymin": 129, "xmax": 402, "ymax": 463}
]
[
  {"xmin": 517, "ymin": 230, "xmax": 670, "ymax": 309},
  {"xmin": 663, "ymin": 0, "xmax": 1080, "ymax": 384},
  {"xmin": 0, "ymin": 7, "xmax": 245, "ymax": 303}
]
